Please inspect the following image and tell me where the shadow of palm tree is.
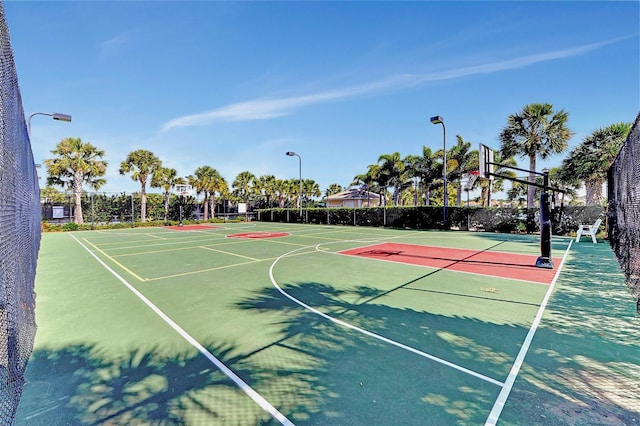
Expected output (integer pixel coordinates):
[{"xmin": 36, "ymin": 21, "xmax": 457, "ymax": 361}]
[
  {"xmin": 17, "ymin": 239, "xmax": 637, "ymax": 425},
  {"xmin": 497, "ymin": 242, "xmax": 640, "ymax": 425},
  {"xmin": 16, "ymin": 341, "xmax": 282, "ymax": 425},
  {"xmin": 235, "ymin": 241, "xmax": 639, "ymax": 425},
  {"xmin": 236, "ymin": 280, "xmax": 531, "ymax": 424}
]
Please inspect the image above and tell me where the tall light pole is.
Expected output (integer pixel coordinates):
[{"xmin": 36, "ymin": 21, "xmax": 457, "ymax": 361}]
[
  {"xmin": 286, "ymin": 151, "xmax": 303, "ymax": 217},
  {"xmin": 27, "ymin": 112, "xmax": 72, "ymax": 137},
  {"xmin": 430, "ymin": 115, "xmax": 447, "ymax": 227}
]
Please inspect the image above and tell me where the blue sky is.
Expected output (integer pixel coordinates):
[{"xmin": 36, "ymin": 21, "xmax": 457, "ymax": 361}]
[{"xmin": 5, "ymin": 1, "xmax": 639, "ymax": 197}]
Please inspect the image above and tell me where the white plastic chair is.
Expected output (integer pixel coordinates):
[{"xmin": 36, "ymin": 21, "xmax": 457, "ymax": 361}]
[{"xmin": 575, "ymin": 218, "xmax": 602, "ymax": 243}]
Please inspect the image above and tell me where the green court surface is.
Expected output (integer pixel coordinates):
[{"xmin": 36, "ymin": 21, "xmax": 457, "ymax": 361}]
[{"xmin": 15, "ymin": 223, "xmax": 640, "ymax": 425}]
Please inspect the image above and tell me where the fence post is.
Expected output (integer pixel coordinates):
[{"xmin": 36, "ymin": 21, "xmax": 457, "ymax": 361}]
[{"xmin": 91, "ymin": 193, "xmax": 95, "ymax": 230}]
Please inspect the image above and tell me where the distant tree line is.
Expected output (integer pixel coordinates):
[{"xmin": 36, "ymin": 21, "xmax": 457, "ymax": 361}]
[{"xmin": 43, "ymin": 102, "xmax": 631, "ymax": 224}]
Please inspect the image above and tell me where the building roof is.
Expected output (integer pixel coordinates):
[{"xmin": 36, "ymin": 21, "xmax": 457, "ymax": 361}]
[{"xmin": 327, "ymin": 188, "xmax": 381, "ymax": 201}]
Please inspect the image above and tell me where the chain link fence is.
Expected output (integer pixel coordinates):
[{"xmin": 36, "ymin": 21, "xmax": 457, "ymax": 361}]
[
  {"xmin": 608, "ymin": 111, "xmax": 640, "ymax": 307},
  {"xmin": 0, "ymin": 4, "xmax": 39, "ymax": 422},
  {"xmin": 41, "ymin": 192, "xmax": 250, "ymax": 228}
]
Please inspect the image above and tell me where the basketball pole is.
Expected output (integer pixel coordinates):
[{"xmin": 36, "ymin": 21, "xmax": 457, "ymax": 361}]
[{"xmin": 535, "ymin": 169, "xmax": 554, "ymax": 269}]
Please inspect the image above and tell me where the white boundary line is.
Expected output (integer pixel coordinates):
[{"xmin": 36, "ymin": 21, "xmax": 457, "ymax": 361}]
[
  {"xmin": 68, "ymin": 233, "xmax": 294, "ymax": 426},
  {"xmin": 484, "ymin": 240, "xmax": 573, "ymax": 426},
  {"xmin": 269, "ymin": 242, "xmax": 505, "ymax": 387}
]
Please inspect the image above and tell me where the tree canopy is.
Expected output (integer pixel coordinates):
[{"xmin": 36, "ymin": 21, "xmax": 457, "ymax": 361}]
[{"xmin": 45, "ymin": 137, "xmax": 107, "ymax": 224}]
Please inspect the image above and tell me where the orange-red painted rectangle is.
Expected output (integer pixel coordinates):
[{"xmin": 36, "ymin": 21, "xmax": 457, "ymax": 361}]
[{"xmin": 339, "ymin": 242, "xmax": 560, "ymax": 284}]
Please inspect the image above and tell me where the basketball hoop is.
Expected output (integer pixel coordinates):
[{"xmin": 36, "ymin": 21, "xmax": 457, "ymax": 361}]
[
  {"xmin": 174, "ymin": 184, "xmax": 193, "ymax": 197},
  {"xmin": 464, "ymin": 171, "xmax": 480, "ymax": 190}
]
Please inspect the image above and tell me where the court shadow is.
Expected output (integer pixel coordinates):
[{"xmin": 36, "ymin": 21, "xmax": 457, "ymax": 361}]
[
  {"xmin": 235, "ymin": 281, "xmax": 529, "ymax": 424},
  {"xmin": 17, "ymin": 242, "xmax": 636, "ymax": 425},
  {"xmin": 236, "ymin": 252, "xmax": 639, "ymax": 425},
  {"xmin": 16, "ymin": 341, "xmax": 278, "ymax": 425},
  {"xmin": 499, "ymin": 242, "xmax": 640, "ymax": 425}
]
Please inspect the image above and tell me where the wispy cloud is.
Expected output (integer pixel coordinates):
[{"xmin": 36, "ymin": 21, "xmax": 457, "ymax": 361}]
[
  {"xmin": 160, "ymin": 38, "xmax": 622, "ymax": 132},
  {"xmin": 99, "ymin": 33, "xmax": 129, "ymax": 58}
]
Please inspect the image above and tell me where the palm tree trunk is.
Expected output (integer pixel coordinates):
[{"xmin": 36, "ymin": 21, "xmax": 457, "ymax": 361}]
[
  {"xmin": 210, "ymin": 196, "xmax": 215, "ymax": 219},
  {"xmin": 73, "ymin": 172, "xmax": 84, "ymax": 224},
  {"xmin": 203, "ymin": 193, "xmax": 209, "ymax": 220},
  {"xmin": 585, "ymin": 179, "xmax": 603, "ymax": 206},
  {"xmin": 141, "ymin": 188, "xmax": 147, "ymax": 222},
  {"xmin": 164, "ymin": 192, "xmax": 169, "ymax": 222}
]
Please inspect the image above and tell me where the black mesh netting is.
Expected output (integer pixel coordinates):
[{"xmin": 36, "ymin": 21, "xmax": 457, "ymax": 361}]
[
  {"xmin": 0, "ymin": 3, "xmax": 39, "ymax": 422},
  {"xmin": 608, "ymin": 111, "xmax": 640, "ymax": 305}
]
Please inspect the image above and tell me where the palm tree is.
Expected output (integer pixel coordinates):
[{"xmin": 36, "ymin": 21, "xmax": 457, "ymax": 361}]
[
  {"xmin": 45, "ymin": 137, "xmax": 108, "ymax": 224},
  {"xmin": 151, "ymin": 167, "xmax": 185, "ymax": 222},
  {"xmin": 188, "ymin": 166, "xmax": 227, "ymax": 220},
  {"xmin": 449, "ymin": 135, "xmax": 476, "ymax": 206},
  {"xmin": 257, "ymin": 175, "xmax": 277, "ymax": 208},
  {"xmin": 479, "ymin": 152, "xmax": 517, "ymax": 207},
  {"xmin": 232, "ymin": 171, "xmax": 257, "ymax": 216},
  {"xmin": 499, "ymin": 103, "xmax": 573, "ymax": 208},
  {"xmin": 40, "ymin": 185, "xmax": 67, "ymax": 204},
  {"xmin": 363, "ymin": 163, "xmax": 389, "ymax": 207},
  {"xmin": 559, "ymin": 122, "xmax": 631, "ymax": 206},
  {"xmin": 352, "ymin": 168, "xmax": 378, "ymax": 207},
  {"xmin": 206, "ymin": 170, "xmax": 227, "ymax": 219},
  {"xmin": 302, "ymin": 179, "xmax": 321, "ymax": 206},
  {"xmin": 377, "ymin": 152, "xmax": 408, "ymax": 206},
  {"xmin": 275, "ymin": 179, "xmax": 287, "ymax": 208},
  {"xmin": 326, "ymin": 183, "xmax": 343, "ymax": 196},
  {"xmin": 547, "ymin": 166, "xmax": 579, "ymax": 206},
  {"xmin": 526, "ymin": 166, "xmax": 580, "ymax": 208},
  {"xmin": 410, "ymin": 146, "xmax": 440, "ymax": 206},
  {"xmin": 119, "ymin": 149, "xmax": 162, "ymax": 222},
  {"xmin": 285, "ymin": 178, "xmax": 301, "ymax": 208}
]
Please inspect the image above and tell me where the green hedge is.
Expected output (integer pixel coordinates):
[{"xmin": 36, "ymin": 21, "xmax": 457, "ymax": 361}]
[{"xmin": 257, "ymin": 205, "xmax": 605, "ymax": 236}]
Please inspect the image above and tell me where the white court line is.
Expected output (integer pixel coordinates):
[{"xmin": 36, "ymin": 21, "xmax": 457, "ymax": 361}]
[
  {"xmin": 484, "ymin": 240, "xmax": 573, "ymax": 426},
  {"xmin": 68, "ymin": 233, "xmax": 294, "ymax": 426},
  {"xmin": 268, "ymin": 241, "xmax": 504, "ymax": 387}
]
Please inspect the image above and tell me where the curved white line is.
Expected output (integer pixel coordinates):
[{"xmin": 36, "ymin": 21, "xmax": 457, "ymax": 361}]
[{"xmin": 269, "ymin": 242, "xmax": 504, "ymax": 387}]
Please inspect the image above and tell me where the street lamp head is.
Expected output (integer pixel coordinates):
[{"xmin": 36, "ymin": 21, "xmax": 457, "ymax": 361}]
[
  {"xmin": 286, "ymin": 151, "xmax": 296, "ymax": 156},
  {"xmin": 52, "ymin": 113, "xmax": 72, "ymax": 122},
  {"xmin": 430, "ymin": 115, "xmax": 444, "ymax": 125},
  {"xmin": 27, "ymin": 111, "xmax": 72, "ymax": 138}
]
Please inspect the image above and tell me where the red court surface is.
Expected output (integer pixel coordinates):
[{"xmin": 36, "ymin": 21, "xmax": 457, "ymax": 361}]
[
  {"xmin": 339, "ymin": 242, "xmax": 561, "ymax": 284},
  {"xmin": 166, "ymin": 224, "xmax": 221, "ymax": 231},
  {"xmin": 227, "ymin": 232, "xmax": 290, "ymax": 239}
]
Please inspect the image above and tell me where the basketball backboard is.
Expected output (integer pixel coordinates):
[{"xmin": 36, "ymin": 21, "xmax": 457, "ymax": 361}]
[{"xmin": 479, "ymin": 143, "xmax": 495, "ymax": 180}]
